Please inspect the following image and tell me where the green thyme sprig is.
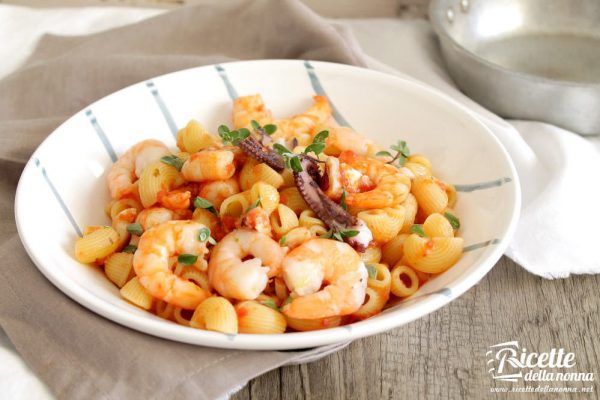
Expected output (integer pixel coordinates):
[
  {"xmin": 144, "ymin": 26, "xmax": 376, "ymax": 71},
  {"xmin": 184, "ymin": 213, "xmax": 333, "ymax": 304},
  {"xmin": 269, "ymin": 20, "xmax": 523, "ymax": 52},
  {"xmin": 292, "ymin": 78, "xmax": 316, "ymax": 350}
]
[
  {"xmin": 320, "ymin": 228, "xmax": 359, "ymax": 242},
  {"xmin": 376, "ymin": 140, "xmax": 410, "ymax": 167},
  {"xmin": 444, "ymin": 211, "xmax": 460, "ymax": 230},
  {"xmin": 194, "ymin": 196, "xmax": 218, "ymax": 216},
  {"xmin": 160, "ymin": 155, "xmax": 185, "ymax": 171},
  {"xmin": 197, "ymin": 226, "xmax": 217, "ymax": 245},
  {"xmin": 250, "ymin": 119, "xmax": 277, "ymax": 136},
  {"xmin": 273, "ymin": 130, "xmax": 329, "ymax": 173},
  {"xmin": 366, "ymin": 264, "xmax": 378, "ymax": 279},
  {"xmin": 410, "ymin": 224, "xmax": 427, "ymax": 238},
  {"xmin": 218, "ymin": 125, "xmax": 251, "ymax": 145},
  {"xmin": 339, "ymin": 189, "xmax": 348, "ymax": 211}
]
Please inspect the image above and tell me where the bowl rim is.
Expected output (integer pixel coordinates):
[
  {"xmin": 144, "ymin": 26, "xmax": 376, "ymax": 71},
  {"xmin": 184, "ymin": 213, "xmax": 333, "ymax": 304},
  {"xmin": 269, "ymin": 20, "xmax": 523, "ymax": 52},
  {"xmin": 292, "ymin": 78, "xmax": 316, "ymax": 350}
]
[
  {"xmin": 428, "ymin": 0, "xmax": 600, "ymax": 89},
  {"xmin": 15, "ymin": 59, "xmax": 521, "ymax": 350}
]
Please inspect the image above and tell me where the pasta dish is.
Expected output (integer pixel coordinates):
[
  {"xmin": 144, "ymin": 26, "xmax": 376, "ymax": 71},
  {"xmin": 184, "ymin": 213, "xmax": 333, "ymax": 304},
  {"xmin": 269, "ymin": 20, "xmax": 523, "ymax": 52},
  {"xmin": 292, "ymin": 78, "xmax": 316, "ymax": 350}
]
[{"xmin": 73, "ymin": 95, "xmax": 464, "ymax": 334}]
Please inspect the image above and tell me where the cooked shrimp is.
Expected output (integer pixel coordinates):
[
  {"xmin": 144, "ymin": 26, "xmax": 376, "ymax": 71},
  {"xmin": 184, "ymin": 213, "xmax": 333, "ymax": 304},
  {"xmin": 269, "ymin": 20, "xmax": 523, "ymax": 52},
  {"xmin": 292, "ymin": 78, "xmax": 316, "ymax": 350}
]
[
  {"xmin": 240, "ymin": 207, "xmax": 272, "ymax": 236},
  {"xmin": 198, "ymin": 178, "xmax": 240, "ymax": 209},
  {"xmin": 338, "ymin": 150, "xmax": 410, "ymax": 209},
  {"xmin": 107, "ymin": 139, "xmax": 170, "ymax": 199},
  {"xmin": 133, "ymin": 221, "xmax": 211, "ymax": 309},
  {"xmin": 181, "ymin": 149, "xmax": 236, "ymax": 182},
  {"xmin": 274, "ymin": 96, "xmax": 332, "ymax": 145},
  {"xmin": 136, "ymin": 207, "xmax": 175, "ymax": 230},
  {"xmin": 321, "ymin": 119, "xmax": 379, "ymax": 156},
  {"xmin": 208, "ymin": 229, "xmax": 286, "ymax": 300},
  {"xmin": 157, "ymin": 188, "xmax": 191, "ymax": 210},
  {"xmin": 281, "ymin": 238, "xmax": 367, "ymax": 319},
  {"xmin": 233, "ymin": 95, "xmax": 273, "ymax": 129},
  {"xmin": 112, "ymin": 207, "xmax": 138, "ymax": 248}
]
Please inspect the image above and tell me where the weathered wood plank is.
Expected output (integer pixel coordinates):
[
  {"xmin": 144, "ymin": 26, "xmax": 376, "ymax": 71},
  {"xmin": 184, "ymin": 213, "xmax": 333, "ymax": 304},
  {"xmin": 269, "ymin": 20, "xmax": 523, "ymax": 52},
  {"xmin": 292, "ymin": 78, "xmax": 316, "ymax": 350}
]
[{"xmin": 232, "ymin": 257, "xmax": 600, "ymax": 400}]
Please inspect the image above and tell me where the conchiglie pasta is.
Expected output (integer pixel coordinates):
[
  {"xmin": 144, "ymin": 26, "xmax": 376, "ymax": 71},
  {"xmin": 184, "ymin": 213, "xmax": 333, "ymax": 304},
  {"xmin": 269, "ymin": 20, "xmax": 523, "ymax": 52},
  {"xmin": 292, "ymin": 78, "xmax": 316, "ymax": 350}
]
[
  {"xmin": 104, "ymin": 252, "xmax": 134, "ymax": 288},
  {"xmin": 381, "ymin": 233, "xmax": 409, "ymax": 267},
  {"xmin": 286, "ymin": 315, "xmax": 342, "ymax": 332},
  {"xmin": 390, "ymin": 265, "xmax": 419, "ymax": 297},
  {"xmin": 138, "ymin": 161, "xmax": 183, "ymax": 208},
  {"xmin": 403, "ymin": 234, "xmax": 464, "ymax": 273},
  {"xmin": 191, "ymin": 296, "xmax": 238, "ymax": 334},
  {"xmin": 238, "ymin": 158, "xmax": 258, "ymax": 190},
  {"xmin": 279, "ymin": 187, "xmax": 309, "ymax": 214},
  {"xmin": 249, "ymin": 163, "xmax": 284, "ymax": 189},
  {"xmin": 352, "ymin": 287, "xmax": 387, "ymax": 320},
  {"xmin": 83, "ymin": 226, "xmax": 103, "ymax": 235},
  {"xmin": 309, "ymin": 225, "xmax": 329, "ymax": 237},
  {"xmin": 176, "ymin": 120, "xmax": 220, "ymax": 153},
  {"xmin": 270, "ymin": 204, "xmax": 299, "ymax": 237},
  {"xmin": 250, "ymin": 181, "xmax": 279, "ymax": 214},
  {"xmin": 367, "ymin": 263, "xmax": 392, "ymax": 296},
  {"xmin": 402, "ymin": 162, "xmax": 430, "ymax": 179},
  {"xmin": 180, "ymin": 267, "xmax": 211, "ymax": 291},
  {"xmin": 423, "ymin": 213, "xmax": 454, "ymax": 238},
  {"xmin": 357, "ymin": 207, "xmax": 404, "ymax": 243},
  {"xmin": 298, "ymin": 209, "xmax": 325, "ymax": 229},
  {"xmin": 407, "ymin": 154, "xmax": 432, "ymax": 171},
  {"xmin": 400, "ymin": 194, "xmax": 418, "ymax": 233},
  {"xmin": 360, "ymin": 246, "xmax": 382, "ymax": 265},
  {"xmin": 411, "ymin": 176, "xmax": 448, "ymax": 216},
  {"xmin": 220, "ymin": 192, "xmax": 251, "ymax": 218},
  {"xmin": 235, "ymin": 301, "xmax": 287, "ymax": 334},
  {"xmin": 155, "ymin": 300, "xmax": 175, "ymax": 320},
  {"xmin": 120, "ymin": 277, "xmax": 153, "ymax": 310},
  {"xmin": 280, "ymin": 169, "xmax": 295, "ymax": 188},
  {"xmin": 279, "ymin": 227, "xmax": 311, "ymax": 249},
  {"xmin": 109, "ymin": 198, "xmax": 142, "ymax": 221},
  {"xmin": 75, "ymin": 226, "xmax": 120, "ymax": 263},
  {"xmin": 444, "ymin": 182, "xmax": 457, "ymax": 208},
  {"xmin": 173, "ymin": 307, "xmax": 193, "ymax": 326}
]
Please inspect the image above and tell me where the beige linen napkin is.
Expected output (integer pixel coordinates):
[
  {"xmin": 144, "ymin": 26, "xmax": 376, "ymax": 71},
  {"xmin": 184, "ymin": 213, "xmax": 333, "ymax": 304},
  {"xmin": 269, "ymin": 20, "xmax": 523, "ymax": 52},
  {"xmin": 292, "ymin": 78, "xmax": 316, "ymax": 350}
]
[{"xmin": 0, "ymin": 1, "xmax": 367, "ymax": 398}]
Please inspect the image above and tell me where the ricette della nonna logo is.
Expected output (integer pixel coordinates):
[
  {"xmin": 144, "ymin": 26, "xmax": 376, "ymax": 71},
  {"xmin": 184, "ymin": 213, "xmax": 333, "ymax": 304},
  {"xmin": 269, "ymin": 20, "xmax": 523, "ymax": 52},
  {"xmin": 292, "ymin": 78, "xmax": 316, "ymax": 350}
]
[{"xmin": 486, "ymin": 341, "xmax": 594, "ymax": 383}]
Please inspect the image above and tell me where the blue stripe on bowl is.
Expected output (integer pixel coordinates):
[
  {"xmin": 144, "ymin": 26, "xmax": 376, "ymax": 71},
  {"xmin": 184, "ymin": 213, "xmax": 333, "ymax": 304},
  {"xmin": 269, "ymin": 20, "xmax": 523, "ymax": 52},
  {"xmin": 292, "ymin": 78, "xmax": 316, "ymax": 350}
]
[
  {"xmin": 303, "ymin": 61, "xmax": 351, "ymax": 127},
  {"xmin": 454, "ymin": 177, "xmax": 512, "ymax": 192},
  {"xmin": 34, "ymin": 158, "xmax": 82, "ymax": 237},
  {"xmin": 215, "ymin": 65, "xmax": 238, "ymax": 100},
  {"xmin": 463, "ymin": 239, "xmax": 500, "ymax": 252},
  {"xmin": 146, "ymin": 81, "xmax": 178, "ymax": 137},
  {"xmin": 85, "ymin": 109, "xmax": 117, "ymax": 162}
]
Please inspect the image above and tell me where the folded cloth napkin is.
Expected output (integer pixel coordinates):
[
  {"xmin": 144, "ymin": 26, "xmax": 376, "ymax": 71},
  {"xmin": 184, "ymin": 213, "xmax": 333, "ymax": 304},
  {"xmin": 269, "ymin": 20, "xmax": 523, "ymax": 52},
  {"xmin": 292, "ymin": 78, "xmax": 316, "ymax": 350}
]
[{"xmin": 0, "ymin": 1, "xmax": 364, "ymax": 399}]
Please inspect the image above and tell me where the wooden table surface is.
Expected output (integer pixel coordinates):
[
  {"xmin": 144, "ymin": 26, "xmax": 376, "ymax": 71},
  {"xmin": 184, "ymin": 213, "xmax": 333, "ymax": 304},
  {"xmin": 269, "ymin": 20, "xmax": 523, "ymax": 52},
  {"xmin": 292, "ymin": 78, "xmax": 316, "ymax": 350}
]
[
  {"xmin": 232, "ymin": 257, "xmax": 600, "ymax": 399},
  {"xmin": 3, "ymin": 1, "xmax": 597, "ymax": 398}
]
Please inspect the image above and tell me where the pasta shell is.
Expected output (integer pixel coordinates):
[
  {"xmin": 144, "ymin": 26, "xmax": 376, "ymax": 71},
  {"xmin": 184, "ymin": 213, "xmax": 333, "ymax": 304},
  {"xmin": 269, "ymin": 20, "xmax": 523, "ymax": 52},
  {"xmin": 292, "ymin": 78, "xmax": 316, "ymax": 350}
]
[
  {"xmin": 120, "ymin": 277, "xmax": 153, "ymax": 310},
  {"xmin": 411, "ymin": 176, "xmax": 448, "ymax": 216},
  {"xmin": 235, "ymin": 301, "xmax": 286, "ymax": 334},
  {"xmin": 403, "ymin": 234, "xmax": 463, "ymax": 273},
  {"xmin": 390, "ymin": 265, "xmax": 420, "ymax": 297},
  {"xmin": 270, "ymin": 204, "xmax": 299, "ymax": 237},
  {"xmin": 381, "ymin": 233, "xmax": 408, "ymax": 267},
  {"xmin": 104, "ymin": 252, "xmax": 134, "ymax": 288},
  {"xmin": 423, "ymin": 213, "xmax": 454, "ymax": 238},
  {"xmin": 75, "ymin": 226, "xmax": 120, "ymax": 264},
  {"xmin": 191, "ymin": 297, "xmax": 238, "ymax": 334}
]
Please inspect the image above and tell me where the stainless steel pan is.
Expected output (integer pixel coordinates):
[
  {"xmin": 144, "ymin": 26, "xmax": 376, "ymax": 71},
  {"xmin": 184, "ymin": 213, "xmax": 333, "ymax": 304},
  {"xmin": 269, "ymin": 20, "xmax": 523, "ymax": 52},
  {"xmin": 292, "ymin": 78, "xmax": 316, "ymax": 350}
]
[{"xmin": 429, "ymin": 0, "xmax": 600, "ymax": 135}]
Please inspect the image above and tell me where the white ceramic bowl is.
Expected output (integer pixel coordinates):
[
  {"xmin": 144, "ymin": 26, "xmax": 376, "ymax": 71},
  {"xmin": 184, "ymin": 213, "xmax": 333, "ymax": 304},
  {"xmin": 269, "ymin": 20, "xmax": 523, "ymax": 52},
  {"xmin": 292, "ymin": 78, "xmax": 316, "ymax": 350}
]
[{"xmin": 15, "ymin": 60, "xmax": 520, "ymax": 350}]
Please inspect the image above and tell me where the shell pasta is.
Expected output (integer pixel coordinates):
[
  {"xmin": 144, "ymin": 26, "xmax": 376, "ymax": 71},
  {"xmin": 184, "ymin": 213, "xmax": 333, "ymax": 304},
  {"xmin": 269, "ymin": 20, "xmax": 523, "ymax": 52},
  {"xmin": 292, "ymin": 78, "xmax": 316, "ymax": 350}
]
[{"xmin": 75, "ymin": 94, "xmax": 464, "ymax": 334}]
